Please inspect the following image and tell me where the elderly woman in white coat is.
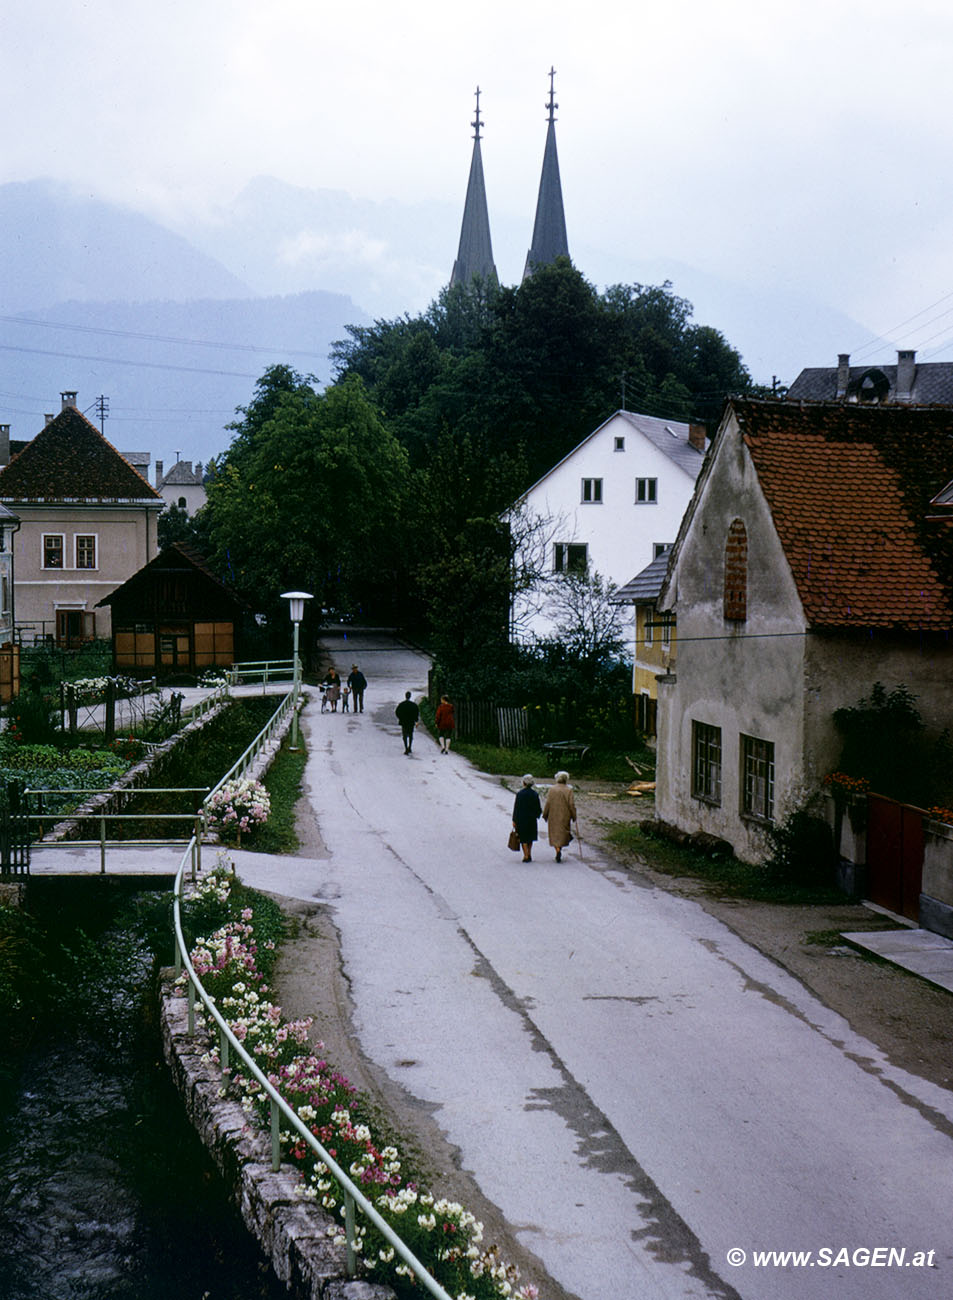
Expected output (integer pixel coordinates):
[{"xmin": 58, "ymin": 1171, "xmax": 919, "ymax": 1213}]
[{"xmin": 542, "ymin": 770, "xmax": 577, "ymax": 862}]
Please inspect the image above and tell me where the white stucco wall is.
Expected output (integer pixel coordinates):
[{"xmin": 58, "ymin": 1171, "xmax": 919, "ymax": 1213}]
[{"xmin": 512, "ymin": 412, "xmax": 701, "ymax": 649}]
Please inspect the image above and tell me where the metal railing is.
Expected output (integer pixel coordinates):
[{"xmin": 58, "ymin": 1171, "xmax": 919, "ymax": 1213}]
[
  {"xmin": 171, "ymin": 686, "xmax": 453, "ymax": 1298},
  {"xmin": 227, "ymin": 659, "xmax": 295, "ymax": 690},
  {"xmin": 24, "ymin": 793, "xmax": 210, "ymax": 873}
]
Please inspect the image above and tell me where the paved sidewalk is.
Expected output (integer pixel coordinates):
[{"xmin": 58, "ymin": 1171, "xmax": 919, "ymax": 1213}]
[{"xmin": 842, "ymin": 926, "xmax": 953, "ymax": 992}]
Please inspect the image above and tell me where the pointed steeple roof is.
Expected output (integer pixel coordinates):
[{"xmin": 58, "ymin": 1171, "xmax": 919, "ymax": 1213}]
[
  {"xmin": 523, "ymin": 68, "xmax": 570, "ymax": 281},
  {"xmin": 450, "ymin": 87, "xmax": 498, "ymax": 289}
]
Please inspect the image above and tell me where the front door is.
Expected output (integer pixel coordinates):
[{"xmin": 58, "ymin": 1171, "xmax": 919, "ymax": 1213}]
[{"xmin": 866, "ymin": 794, "xmax": 924, "ymax": 921}]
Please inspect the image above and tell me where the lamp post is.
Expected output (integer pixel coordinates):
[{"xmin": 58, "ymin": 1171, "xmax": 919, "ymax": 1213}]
[{"xmin": 281, "ymin": 590, "xmax": 312, "ymax": 750}]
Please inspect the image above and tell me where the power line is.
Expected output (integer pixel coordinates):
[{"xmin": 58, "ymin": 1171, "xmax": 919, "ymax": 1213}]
[{"xmin": 0, "ymin": 340, "xmax": 262, "ymax": 379}]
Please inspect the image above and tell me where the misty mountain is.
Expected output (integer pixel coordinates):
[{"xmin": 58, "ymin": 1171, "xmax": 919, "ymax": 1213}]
[{"xmin": 0, "ymin": 179, "xmax": 253, "ymax": 309}]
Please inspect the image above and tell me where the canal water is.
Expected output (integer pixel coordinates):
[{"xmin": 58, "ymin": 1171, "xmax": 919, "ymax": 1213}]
[{"xmin": 0, "ymin": 881, "xmax": 288, "ymax": 1300}]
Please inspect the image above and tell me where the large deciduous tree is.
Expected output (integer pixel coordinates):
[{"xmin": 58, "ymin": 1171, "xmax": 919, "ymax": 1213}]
[{"xmin": 204, "ymin": 368, "xmax": 409, "ymax": 625}]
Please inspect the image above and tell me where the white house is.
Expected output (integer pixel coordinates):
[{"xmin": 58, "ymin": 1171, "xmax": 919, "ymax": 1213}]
[
  {"xmin": 156, "ymin": 459, "xmax": 206, "ymax": 516},
  {"xmin": 510, "ymin": 409, "xmax": 707, "ymax": 652}
]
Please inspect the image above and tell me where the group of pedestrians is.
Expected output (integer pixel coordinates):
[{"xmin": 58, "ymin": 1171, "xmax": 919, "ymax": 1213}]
[
  {"xmin": 321, "ymin": 664, "xmax": 367, "ymax": 713},
  {"xmin": 512, "ymin": 771, "xmax": 577, "ymax": 863}
]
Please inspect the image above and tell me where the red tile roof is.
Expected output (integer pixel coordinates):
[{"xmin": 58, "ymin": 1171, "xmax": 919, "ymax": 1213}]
[
  {"xmin": 731, "ymin": 399, "xmax": 953, "ymax": 630},
  {"xmin": 0, "ymin": 406, "xmax": 161, "ymax": 501}
]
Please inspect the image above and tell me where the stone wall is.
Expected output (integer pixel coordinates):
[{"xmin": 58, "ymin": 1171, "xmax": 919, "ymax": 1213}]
[{"xmin": 159, "ymin": 973, "xmax": 395, "ymax": 1300}]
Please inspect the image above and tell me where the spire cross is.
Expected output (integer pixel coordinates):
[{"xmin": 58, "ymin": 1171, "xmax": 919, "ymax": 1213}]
[
  {"xmin": 472, "ymin": 85, "xmax": 484, "ymax": 141},
  {"xmin": 547, "ymin": 67, "xmax": 558, "ymax": 123}
]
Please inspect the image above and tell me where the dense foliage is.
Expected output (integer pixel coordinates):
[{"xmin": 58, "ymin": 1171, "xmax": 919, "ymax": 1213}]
[{"xmin": 832, "ymin": 682, "xmax": 953, "ymax": 806}]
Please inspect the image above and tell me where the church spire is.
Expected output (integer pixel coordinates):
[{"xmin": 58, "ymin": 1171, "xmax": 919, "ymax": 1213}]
[
  {"xmin": 450, "ymin": 86, "xmax": 498, "ymax": 289},
  {"xmin": 522, "ymin": 68, "xmax": 570, "ymax": 281}
]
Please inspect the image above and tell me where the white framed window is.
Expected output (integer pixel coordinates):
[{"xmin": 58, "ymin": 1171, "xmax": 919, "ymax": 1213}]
[
  {"xmin": 554, "ymin": 542, "xmax": 588, "ymax": 574},
  {"xmin": 43, "ymin": 534, "xmax": 64, "ymax": 569},
  {"xmin": 614, "ymin": 436, "xmax": 625, "ymax": 451},
  {"xmin": 642, "ymin": 608, "xmax": 653, "ymax": 647},
  {"xmin": 581, "ymin": 478, "xmax": 603, "ymax": 504},
  {"xmin": 660, "ymin": 612, "xmax": 673, "ymax": 649},
  {"xmin": 636, "ymin": 477, "xmax": 658, "ymax": 504},
  {"xmin": 741, "ymin": 734, "xmax": 775, "ymax": 822},
  {"xmin": 75, "ymin": 535, "xmax": 97, "ymax": 570}
]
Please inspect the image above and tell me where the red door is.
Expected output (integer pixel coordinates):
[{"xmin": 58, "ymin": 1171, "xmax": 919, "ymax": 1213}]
[{"xmin": 866, "ymin": 794, "xmax": 923, "ymax": 921}]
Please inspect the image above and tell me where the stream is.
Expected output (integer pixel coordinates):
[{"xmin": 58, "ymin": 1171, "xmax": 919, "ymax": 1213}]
[{"xmin": 0, "ymin": 881, "xmax": 288, "ymax": 1300}]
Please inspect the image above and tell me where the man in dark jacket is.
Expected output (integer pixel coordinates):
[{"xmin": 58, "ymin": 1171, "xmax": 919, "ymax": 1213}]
[
  {"xmin": 347, "ymin": 664, "xmax": 367, "ymax": 713},
  {"xmin": 395, "ymin": 691, "xmax": 420, "ymax": 755}
]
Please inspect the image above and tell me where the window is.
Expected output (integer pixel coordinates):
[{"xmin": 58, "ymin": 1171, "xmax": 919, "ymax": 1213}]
[
  {"xmin": 178, "ymin": 496, "xmax": 187, "ymax": 509},
  {"xmin": 43, "ymin": 534, "xmax": 64, "ymax": 569},
  {"xmin": 660, "ymin": 612, "xmax": 673, "ymax": 649},
  {"xmin": 614, "ymin": 436, "xmax": 625, "ymax": 451},
  {"xmin": 636, "ymin": 477, "xmax": 657, "ymax": 504},
  {"xmin": 554, "ymin": 542, "xmax": 588, "ymax": 574},
  {"xmin": 742, "ymin": 734, "xmax": 775, "ymax": 821},
  {"xmin": 693, "ymin": 722, "xmax": 722, "ymax": 804},
  {"xmin": 653, "ymin": 542, "xmax": 671, "ymax": 559},
  {"xmin": 642, "ymin": 608, "xmax": 653, "ymax": 647},
  {"xmin": 581, "ymin": 478, "xmax": 603, "ymax": 504},
  {"xmin": 724, "ymin": 519, "xmax": 748, "ymax": 621},
  {"xmin": 75, "ymin": 535, "xmax": 97, "ymax": 569}
]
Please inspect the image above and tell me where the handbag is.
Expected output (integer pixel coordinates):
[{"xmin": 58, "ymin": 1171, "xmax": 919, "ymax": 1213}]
[{"xmin": 508, "ymin": 830, "xmax": 521, "ymax": 852}]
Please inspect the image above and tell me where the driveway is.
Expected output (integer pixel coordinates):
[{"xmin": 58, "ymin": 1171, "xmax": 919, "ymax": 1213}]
[{"xmin": 238, "ymin": 632, "xmax": 953, "ymax": 1300}]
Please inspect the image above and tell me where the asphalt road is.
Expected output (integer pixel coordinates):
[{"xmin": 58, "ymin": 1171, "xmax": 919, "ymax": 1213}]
[{"xmin": 242, "ymin": 632, "xmax": 953, "ymax": 1300}]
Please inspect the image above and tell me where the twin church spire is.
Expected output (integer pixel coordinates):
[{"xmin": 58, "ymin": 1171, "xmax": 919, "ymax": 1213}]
[{"xmin": 450, "ymin": 70, "xmax": 570, "ymax": 290}]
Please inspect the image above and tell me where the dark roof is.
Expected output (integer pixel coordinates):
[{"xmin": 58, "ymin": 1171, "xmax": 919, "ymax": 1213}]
[
  {"xmin": 450, "ymin": 95, "xmax": 497, "ymax": 289},
  {"xmin": 523, "ymin": 89, "xmax": 569, "ymax": 280},
  {"xmin": 613, "ymin": 548, "xmax": 673, "ymax": 604},
  {"xmin": 0, "ymin": 406, "xmax": 161, "ymax": 502},
  {"xmin": 788, "ymin": 360, "xmax": 953, "ymax": 405},
  {"xmin": 97, "ymin": 542, "xmax": 244, "ymax": 610},
  {"xmin": 731, "ymin": 398, "xmax": 953, "ymax": 631}
]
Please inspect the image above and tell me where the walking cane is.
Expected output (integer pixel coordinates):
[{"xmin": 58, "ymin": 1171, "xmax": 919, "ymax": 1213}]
[{"xmin": 575, "ymin": 821, "xmax": 584, "ymax": 859}]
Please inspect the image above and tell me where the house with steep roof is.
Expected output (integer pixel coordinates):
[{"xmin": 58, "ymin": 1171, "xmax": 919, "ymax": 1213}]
[
  {"xmin": 510, "ymin": 410, "xmax": 707, "ymax": 651},
  {"xmin": 788, "ymin": 349, "xmax": 953, "ymax": 405},
  {"xmin": 155, "ymin": 458, "xmax": 206, "ymax": 516},
  {"xmin": 654, "ymin": 397, "xmax": 953, "ymax": 866},
  {"xmin": 0, "ymin": 392, "xmax": 164, "ymax": 646},
  {"xmin": 98, "ymin": 542, "xmax": 244, "ymax": 675}
]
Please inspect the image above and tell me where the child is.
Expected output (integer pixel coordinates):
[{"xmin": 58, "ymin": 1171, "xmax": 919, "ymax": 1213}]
[{"xmin": 341, "ymin": 684, "xmax": 350, "ymax": 712}]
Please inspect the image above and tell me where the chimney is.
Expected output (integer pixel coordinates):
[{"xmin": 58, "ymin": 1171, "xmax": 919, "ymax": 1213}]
[
  {"xmin": 836, "ymin": 354, "xmax": 850, "ymax": 399},
  {"xmin": 196, "ymin": 462, "xmax": 203, "ymax": 480},
  {"xmin": 0, "ymin": 425, "xmax": 8, "ymax": 465},
  {"xmin": 688, "ymin": 423, "xmax": 707, "ymax": 452},
  {"xmin": 45, "ymin": 414, "xmax": 55, "ymax": 425},
  {"xmin": 155, "ymin": 460, "xmax": 164, "ymax": 487},
  {"xmin": 896, "ymin": 349, "xmax": 916, "ymax": 402},
  {"xmin": 60, "ymin": 391, "xmax": 77, "ymax": 411}
]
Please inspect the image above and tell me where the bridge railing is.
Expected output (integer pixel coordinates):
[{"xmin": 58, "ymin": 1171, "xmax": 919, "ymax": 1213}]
[
  {"xmin": 227, "ymin": 659, "xmax": 295, "ymax": 690},
  {"xmin": 171, "ymin": 687, "xmax": 453, "ymax": 1298}
]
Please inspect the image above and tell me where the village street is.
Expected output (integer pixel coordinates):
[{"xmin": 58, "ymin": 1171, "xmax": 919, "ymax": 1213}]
[{"xmin": 237, "ymin": 633, "xmax": 953, "ymax": 1300}]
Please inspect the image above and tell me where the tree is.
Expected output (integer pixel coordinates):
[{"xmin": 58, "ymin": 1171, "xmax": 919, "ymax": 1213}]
[
  {"xmin": 542, "ymin": 570, "xmax": 627, "ymax": 670},
  {"xmin": 203, "ymin": 369, "xmax": 410, "ymax": 625}
]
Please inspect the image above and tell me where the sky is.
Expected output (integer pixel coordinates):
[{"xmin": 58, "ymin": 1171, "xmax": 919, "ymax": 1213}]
[{"xmin": 4, "ymin": 0, "xmax": 953, "ymax": 393}]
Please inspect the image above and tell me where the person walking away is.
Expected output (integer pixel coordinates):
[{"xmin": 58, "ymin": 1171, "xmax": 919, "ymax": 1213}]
[
  {"xmin": 543, "ymin": 770, "xmax": 577, "ymax": 862},
  {"xmin": 324, "ymin": 667, "xmax": 342, "ymax": 712},
  {"xmin": 395, "ymin": 691, "xmax": 420, "ymax": 755},
  {"xmin": 347, "ymin": 665, "xmax": 367, "ymax": 713},
  {"xmin": 435, "ymin": 694, "xmax": 455, "ymax": 754},
  {"xmin": 512, "ymin": 774, "xmax": 542, "ymax": 862}
]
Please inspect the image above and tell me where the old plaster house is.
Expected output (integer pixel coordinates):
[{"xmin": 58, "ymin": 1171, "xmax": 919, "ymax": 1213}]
[
  {"xmin": 655, "ymin": 397, "xmax": 953, "ymax": 864},
  {"xmin": 0, "ymin": 393, "xmax": 164, "ymax": 646}
]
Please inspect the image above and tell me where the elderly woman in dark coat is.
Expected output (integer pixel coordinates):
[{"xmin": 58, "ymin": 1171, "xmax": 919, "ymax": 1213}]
[
  {"xmin": 512, "ymin": 774, "xmax": 542, "ymax": 862},
  {"xmin": 543, "ymin": 770, "xmax": 577, "ymax": 862}
]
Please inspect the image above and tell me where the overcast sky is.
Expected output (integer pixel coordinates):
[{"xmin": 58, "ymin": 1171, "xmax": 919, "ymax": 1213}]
[{"xmin": 4, "ymin": 0, "xmax": 953, "ymax": 373}]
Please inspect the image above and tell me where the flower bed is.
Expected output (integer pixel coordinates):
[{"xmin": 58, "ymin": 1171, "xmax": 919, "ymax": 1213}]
[
  {"xmin": 205, "ymin": 778, "xmax": 271, "ymax": 845},
  {"xmin": 181, "ymin": 863, "xmax": 539, "ymax": 1300}
]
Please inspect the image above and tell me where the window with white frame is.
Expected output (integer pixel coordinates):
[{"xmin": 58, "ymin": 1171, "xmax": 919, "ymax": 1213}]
[
  {"xmin": 741, "ymin": 734, "xmax": 775, "ymax": 821},
  {"xmin": 692, "ymin": 721, "xmax": 722, "ymax": 804},
  {"xmin": 554, "ymin": 542, "xmax": 588, "ymax": 574},
  {"xmin": 75, "ymin": 535, "xmax": 97, "ymax": 569},
  {"xmin": 660, "ymin": 612, "xmax": 674, "ymax": 649},
  {"xmin": 636, "ymin": 477, "xmax": 657, "ymax": 504},
  {"xmin": 581, "ymin": 478, "xmax": 603, "ymax": 503},
  {"xmin": 43, "ymin": 534, "xmax": 64, "ymax": 569},
  {"xmin": 642, "ymin": 607, "xmax": 654, "ymax": 647},
  {"xmin": 614, "ymin": 436, "xmax": 625, "ymax": 451}
]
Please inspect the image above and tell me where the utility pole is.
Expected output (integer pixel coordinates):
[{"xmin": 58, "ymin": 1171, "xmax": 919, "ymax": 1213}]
[{"xmin": 95, "ymin": 395, "xmax": 109, "ymax": 434}]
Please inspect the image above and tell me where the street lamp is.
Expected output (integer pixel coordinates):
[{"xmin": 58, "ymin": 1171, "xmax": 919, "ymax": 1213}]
[{"xmin": 281, "ymin": 590, "xmax": 312, "ymax": 750}]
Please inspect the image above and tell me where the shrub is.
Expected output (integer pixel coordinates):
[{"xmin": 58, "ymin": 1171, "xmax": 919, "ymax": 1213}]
[
  {"xmin": 762, "ymin": 809, "xmax": 837, "ymax": 890},
  {"xmin": 205, "ymin": 778, "xmax": 271, "ymax": 844},
  {"xmin": 6, "ymin": 687, "xmax": 60, "ymax": 746}
]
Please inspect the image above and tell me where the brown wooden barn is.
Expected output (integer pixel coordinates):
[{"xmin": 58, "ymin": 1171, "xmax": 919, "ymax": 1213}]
[{"xmin": 97, "ymin": 543, "xmax": 244, "ymax": 675}]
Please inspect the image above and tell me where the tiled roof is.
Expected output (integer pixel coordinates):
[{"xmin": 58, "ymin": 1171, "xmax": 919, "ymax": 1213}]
[
  {"xmin": 733, "ymin": 399, "xmax": 953, "ymax": 630},
  {"xmin": 98, "ymin": 542, "xmax": 243, "ymax": 608},
  {"xmin": 159, "ymin": 460, "xmax": 202, "ymax": 487},
  {"xmin": 0, "ymin": 407, "xmax": 161, "ymax": 502},
  {"xmin": 613, "ymin": 547, "xmax": 673, "ymax": 603},
  {"xmin": 788, "ymin": 361, "xmax": 953, "ymax": 404}
]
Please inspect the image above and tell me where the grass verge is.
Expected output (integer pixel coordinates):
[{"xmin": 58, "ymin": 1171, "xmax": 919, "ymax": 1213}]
[{"xmin": 252, "ymin": 734, "xmax": 308, "ymax": 854}]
